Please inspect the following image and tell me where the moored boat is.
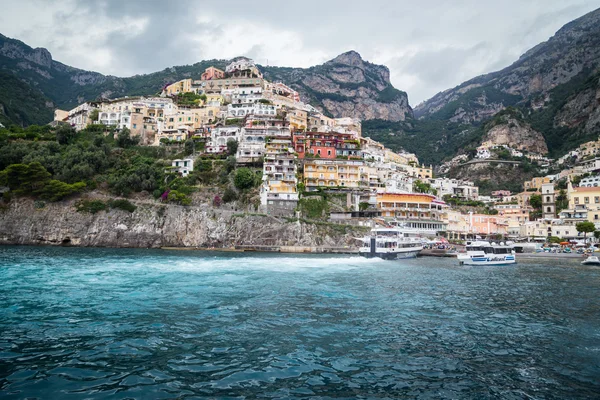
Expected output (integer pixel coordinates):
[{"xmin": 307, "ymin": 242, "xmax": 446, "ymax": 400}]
[
  {"xmin": 357, "ymin": 227, "xmax": 423, "ymax": 260},
  {"xmin": 457, "ymin": 241, "xmax": 516, "ymax": 265},
  {"xmin": 581, "ymin": 255, "xmax": 600, "ymax": 266}
]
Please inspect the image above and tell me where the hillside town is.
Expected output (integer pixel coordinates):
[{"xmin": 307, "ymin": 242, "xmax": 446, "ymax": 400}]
[{"xmin": 52, "ymin": 58, "xmax": 600, "ymax": 245}]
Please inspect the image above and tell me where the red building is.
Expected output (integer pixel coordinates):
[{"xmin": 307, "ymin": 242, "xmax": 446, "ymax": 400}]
[{"xmin": 293, "ymin": 131, "xmax": 361, "ymax": 159}]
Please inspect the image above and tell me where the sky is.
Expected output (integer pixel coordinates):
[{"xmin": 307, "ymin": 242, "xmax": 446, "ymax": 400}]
[{"xmin": 0, "ymin": 0, "xmax": 598, "ymax": 106}]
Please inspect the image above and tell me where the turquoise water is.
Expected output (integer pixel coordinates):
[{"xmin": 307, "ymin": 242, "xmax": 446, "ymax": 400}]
[{"xmin": 1, "ymin": 246, "xmax": 599, "ymax": 399}]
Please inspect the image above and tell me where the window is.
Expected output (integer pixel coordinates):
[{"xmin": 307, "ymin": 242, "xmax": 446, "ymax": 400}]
[
  {"xmin": 595, "ymin": 196, "xmax": 599, "ymax": 204},
  {"xmin": 133, "ymin": 124, "xmax": 137, "ymax": 128},
  {"xmin": 547, "ymin": 207, "xmax": 551, "ymax": 212},
  {"xmin": 585, "ymin": 197, "xmax": 590, "ymax": 204},
  {"xmin": 546, "ymin": 196, "xmax": 550, "ymax": 202},
  {"xmin": 575, "ymin": 198, "xmax": 579, "ymax": 204},
  {"xmin": 596, "ymin": 215, "xmax": 599, "ymax": 220}
]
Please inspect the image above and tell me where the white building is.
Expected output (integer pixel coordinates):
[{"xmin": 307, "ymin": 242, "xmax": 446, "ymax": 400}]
[
  {"xmin": 429, "ymin": 178, "xmax": 479, "ymax": 200},
  {"xmin": 579, "ymin": 175, "xmax": 600, "ymax": 187},
  {"xmin": 227, "ymin": 103, "xmax": 277, "ymax": 118},
  {"xmin": 170, "ymin": 158, "xmax": 194, "ymax": 177},
  {"xmin": 476, "ymin": 146, "xmax": 491, "ymax": 159},
  {"xmin": 206, "ymin": 127, "xmax": 241, "ymax": 153}
]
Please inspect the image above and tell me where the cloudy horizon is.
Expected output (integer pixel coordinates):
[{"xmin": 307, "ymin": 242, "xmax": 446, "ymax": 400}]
[{"xmin": 0, "ymin": 0, "xmax": 598, "ymax": 106}]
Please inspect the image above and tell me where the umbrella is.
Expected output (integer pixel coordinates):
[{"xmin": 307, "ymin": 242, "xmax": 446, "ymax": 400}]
[{"xmin": 560, "ymin": 242, "xmax": 570, "ymax": 245}]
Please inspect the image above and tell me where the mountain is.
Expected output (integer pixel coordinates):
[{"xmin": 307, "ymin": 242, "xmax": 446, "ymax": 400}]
[
  {"xmin": 0, "ymin": 35, "xmax": 411, "ymax": 127},
  {"xmin": 261, "ymin": 51, "xmax": 411, "ymax": 121},
  {"xmin": 414, "ymin": 8, "xmax": 600, "ymax": 123},
  {"xmin": 363, "ymin": 8, "xmax": 600, "ymax": 166}
]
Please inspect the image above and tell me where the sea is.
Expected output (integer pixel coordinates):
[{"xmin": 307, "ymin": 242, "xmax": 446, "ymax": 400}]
[{"xmin": 0, "ymin": 246, "xmax": 599, "ymax": 399}]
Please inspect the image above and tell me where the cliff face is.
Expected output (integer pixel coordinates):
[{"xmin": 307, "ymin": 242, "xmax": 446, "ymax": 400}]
[
  {"xmin": 481, "ymin": 113, "xmax": 548, "ymax": 154},
  {"xmin": 414, "ymin": 8, "xmax": 600, "ymax": 123},
  {"xmin": 0, "ymin": 199, "xmax": 363, "ymax": 249},
  {"xmin": 262, "ymin": 51, "xmax": 412, "ymax": 121}
]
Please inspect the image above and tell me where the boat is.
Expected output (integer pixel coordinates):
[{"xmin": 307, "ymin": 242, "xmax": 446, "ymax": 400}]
[
  {"xmin": 581, "ymin": 255, "xmax": 600, "ymax": 266},
  {"xmin": 457, "ymin": 241, "xmax": 516, "ymax": 265},
  {"xmin": 357, "ymin": 227, "xmax": 423, "ymax": 260}
]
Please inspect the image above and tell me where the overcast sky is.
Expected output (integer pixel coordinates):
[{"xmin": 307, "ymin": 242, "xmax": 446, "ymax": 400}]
[{"xmin": 0, "ymin": 0, "xmax": 598, "ymax": 105}]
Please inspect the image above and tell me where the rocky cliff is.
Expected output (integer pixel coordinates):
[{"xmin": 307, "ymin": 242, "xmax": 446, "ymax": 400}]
[
  {"xmin": 481, "ymin": 110, "xmax": 548, "ymax": 154},
  {"xmin": 261, "ymin": 51, "xmax": 412, "ymax": 121},
  {"xmin": 0, "ymin": 198, "xmax": 364, "ymax": 249}
]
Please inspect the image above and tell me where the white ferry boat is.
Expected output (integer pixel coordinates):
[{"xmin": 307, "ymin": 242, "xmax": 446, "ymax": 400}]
[
  {"xmin": 457, "ymin": 241, "xmax": 516, "ymax": 265},
  {"xmin": 358, "ymin": 227, "xmax": 423, "ymax": 260}
]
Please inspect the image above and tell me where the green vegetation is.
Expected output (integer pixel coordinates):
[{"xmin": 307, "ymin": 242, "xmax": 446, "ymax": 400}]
[
  {"xmin": 298, "ymin": 197, "xmax": 329, "ymax": 219},
  {"xmin": 576, "ymin": 221, "xmax": 596, "ymax": 242},
  {"xmin": 234, "ymin": 168, "xmax": 256, "ymax": 190},
  {"xmin": 528, "ymin": 69, "xmax": 600, "ymax": 156},
  {"xmin": 0, "ymin": 162, "xmax": 86, "ymax": 201},
  {"xmin": 76, "ymin": 199, "xmax": 108, "ymax": 214},
  {"xmin": 413, "ymin": 180, "xmax": 437, "ymax": 195},
  {"xmin": 175, "ymin": 92, "xmax": 206, "ymax": 106},
  {"xmin": 108, "ymin": 199, "xmax": 137, "ymax": 213}
]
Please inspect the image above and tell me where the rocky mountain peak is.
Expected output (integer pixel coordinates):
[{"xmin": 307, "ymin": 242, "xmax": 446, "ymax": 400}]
[{"xmin": 327, "ymin": 50, "xmax": 364, "ymax": 68}]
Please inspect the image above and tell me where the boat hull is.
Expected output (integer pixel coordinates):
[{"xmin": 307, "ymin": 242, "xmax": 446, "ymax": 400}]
[
  {"xmin": 457, "ymin": 255, "xmax": 516, "ymax": 266},
  {"xmin": 359, "ymin": 249, "xmax": 421, "ymax": 260}
]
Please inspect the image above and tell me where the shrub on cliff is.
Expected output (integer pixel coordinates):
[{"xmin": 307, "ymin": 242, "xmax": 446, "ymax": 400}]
[
  {"xmin": 234, "ymin": 168, "xmax": 255, "ymax": 190},
  {"xmin": 76, "ymin": 199, "xmax": 107, "ymax": 214},
  {"xmin": 108, "ymin": 199, "xmax": 137, "ymax": 213},
  {"xmin": 222, "ymin": 187, "xmax": 238, "ymax": 203},
  {"xmin": 167, "ymin": 190, "xmax": 191, "ymax": 206}
]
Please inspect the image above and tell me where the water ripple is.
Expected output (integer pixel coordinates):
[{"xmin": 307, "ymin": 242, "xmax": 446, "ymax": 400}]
[{"xmin": 1, "ymin": 246, "xmax": 599, "ymax": 398}]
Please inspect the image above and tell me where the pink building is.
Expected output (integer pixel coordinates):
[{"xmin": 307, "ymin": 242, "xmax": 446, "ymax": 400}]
[
  {"xmin": 468, "ymin": 213, "xmax": 508, "ymax": 236},
  {"xmin": 492, "ymin": 190, "xmax": 512, "ymax": 198},
  {"xmin": 201, "ymin": 67, "xmax": 225, "ymax": 81}
]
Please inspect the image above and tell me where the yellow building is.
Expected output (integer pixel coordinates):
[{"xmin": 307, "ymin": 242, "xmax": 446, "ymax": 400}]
[
  {"xmin": 53, "ymin": 109, "xmax": 69, "ymax": 122},
  {"xmin": 405, "ymin": 164, "xmax": 433, "ymax": 179},
  {"xmin": 384, "ymin": 150, "xmax": 419, "ymax": 166},
  {"xmin": 205, "ymin": 93, "xmax": 225, "ymax": 107},
  {"xmin": 308, "ymin": 114, "xmax": 335, "ymax": 131},
  {"xmin": 523, "ymin": 176, "xmax": 550, "ymax": 191},
  {"xmin": 567, "ymin": 184, "xmax": 600, "ymax": 225},
  {"xmin": 164, "ymin": 79, "xmax": 193, "ymax": 96},
  {"xmin": 578, "ymin": 139, "xmax": 600, "ymax": 158},
  {"xmin": 287, "ymin": 109, "xmax": 308, "ymax": 132},
  {"xmin": 376, "ymin": 192, "xmax": 447, "ymax": 234},
  {"xmin": 303, "ymin": 159, "xmax": 366, "ymax": 190}
]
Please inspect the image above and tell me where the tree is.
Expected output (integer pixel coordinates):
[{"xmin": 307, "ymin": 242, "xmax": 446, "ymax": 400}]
[
  {"xmin": 413, "ymin": 180, "xmax": 436, "ymax": 195},
  {"xmin": 222, "ymin": 187, "xmax": 238, "ymax": 203},
  {"xmin": 56, "ymin": 126, "xmax": 76, "ymax": 145},
  {"xmin": 529, "ymin": 194, "xmax": 542, "ymax": 210},
  {"xmin": 184, "ymin": 139, "xmax": 195, "ymax": 155},
  {"xmin": 576, "ymin": 221, "xmax": 596, "ymax": 243},
  {"xmin": 594, "ymin": 230, "xmax": 600, "ymax": 241},
  {"xmin": 556, "ymin": 189, "xmax": 568, "ymax": 213},
  {"xmin": 227, "ymin": 140, "xmax": 238, "ymax": 156},
  {"xmin": 548, "ymin": 236, "xmax": 561, "ymax": 244},
  {"xmin": 116, "ymin": 128, "xmax": 139, "ymax": 148},
  {"xmin": 234, "ymin": 168, "xmax": 255, "ymax": 190},
  {"xmin": 89, "ymin": 109, "xmax": 100, "ymax": 122},
  {"xmin": 359, "ymin": 202, "xmax": 370, "ymax": 211}
]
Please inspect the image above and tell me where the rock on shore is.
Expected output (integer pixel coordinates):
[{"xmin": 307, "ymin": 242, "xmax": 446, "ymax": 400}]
[{"xmin": 0, "ymin": 198, "xmax": 364, "ymax": 249}]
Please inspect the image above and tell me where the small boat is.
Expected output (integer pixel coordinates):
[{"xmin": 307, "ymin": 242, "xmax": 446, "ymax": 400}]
[
  {"xmin": 457, "ymin": 241, "xmax": 516, "ymax": 266},
  {"xmin": 581, "ymin": 255, "xmax": 600, "ymax": 266},
  {"xmin": 357, "ymin": 227, "xmax": 423, "ymax": 260}
]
